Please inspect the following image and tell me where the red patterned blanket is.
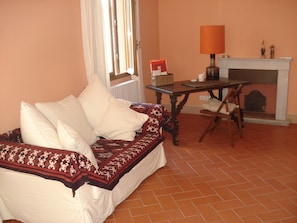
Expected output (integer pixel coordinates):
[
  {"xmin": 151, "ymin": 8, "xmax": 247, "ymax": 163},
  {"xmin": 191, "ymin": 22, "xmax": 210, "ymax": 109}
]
[{"xmin": 0, "ymin": 103, "xmax": 168, "ymax": 194}]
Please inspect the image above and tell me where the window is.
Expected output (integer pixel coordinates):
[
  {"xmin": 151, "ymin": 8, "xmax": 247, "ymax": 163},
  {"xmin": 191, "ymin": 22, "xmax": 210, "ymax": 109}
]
[{"xmin": 102, "ymin": 0, "xmax": 137, "ymax": 80}]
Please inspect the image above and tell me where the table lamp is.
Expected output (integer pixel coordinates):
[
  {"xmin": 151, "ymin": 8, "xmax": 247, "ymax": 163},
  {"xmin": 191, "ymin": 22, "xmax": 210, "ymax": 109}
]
[{"xmin": 200, "ymin": 25, "xmax": 225, "ymax": 80}]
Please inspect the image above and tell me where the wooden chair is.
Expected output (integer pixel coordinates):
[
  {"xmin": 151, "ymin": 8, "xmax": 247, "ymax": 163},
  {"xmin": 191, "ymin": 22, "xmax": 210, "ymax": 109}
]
[{"xmin": 199, "ymin": 84, "xmax": 243, "ymax": 147}]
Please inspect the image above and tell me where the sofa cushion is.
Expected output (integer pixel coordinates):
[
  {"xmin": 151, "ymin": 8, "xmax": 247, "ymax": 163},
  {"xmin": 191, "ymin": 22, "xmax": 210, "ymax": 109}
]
[
  {"xmin": 78, "ymin": 75, "xmax": 113, "ymax": 129},
  {"xmin": 114, "ymin": 98, "xmax": 133, "ymax": 108},
  {"xmin": 57, "ymin": 120, "xmax": 98, "ymax": 169},
  {"xmin": 78, "ymin": 75, "xmax": 145, "ymax": 141},
  {"xmin": 20, "ymin": 101, "xmax": 63, "ymax": 149},
  {"xmin": 35, "ymin": 95, "xmax": 97, "ymax": 145},
  {"xmin": 95, "ymin": 98, "xmax": 149, "ymax": 141}
]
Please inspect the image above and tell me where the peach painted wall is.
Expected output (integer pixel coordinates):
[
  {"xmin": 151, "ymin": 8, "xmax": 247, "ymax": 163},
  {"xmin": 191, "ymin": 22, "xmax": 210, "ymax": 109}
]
[
  {"xmin": 141, "ymin": 0, "xmax": 297, "ymax": 121},
  {"xmin": 138, "ymin": 0, "xmax": 160, "ymax": 103},
  {"xmin": 0, "ymin": 0, "xmax": 87, "ymax": 133},
  {"xmin": 1, "ymin": 0, "xmax": 296, "ymax": 134}
]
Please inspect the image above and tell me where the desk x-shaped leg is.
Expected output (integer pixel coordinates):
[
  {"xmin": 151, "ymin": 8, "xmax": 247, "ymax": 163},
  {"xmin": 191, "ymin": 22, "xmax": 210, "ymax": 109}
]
[{"xmin": 156, "ymin": 91, "xmax": 189, "ymax": 145}]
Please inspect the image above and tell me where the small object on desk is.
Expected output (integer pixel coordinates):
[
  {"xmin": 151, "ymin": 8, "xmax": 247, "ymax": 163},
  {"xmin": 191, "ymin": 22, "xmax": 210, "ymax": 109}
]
[
  {"xmin": 151, "ymin": 73, "xmax": 174, "ymax": 86},
  {"xmin": 198, "ymin": 72, "xmax": 205, "ymax": 82},
  {"xmin": 190, "ymin": 79, "xmax": 197, "ymax": 83},
  {"xmin": 150, "ymin": 59, "xmax": 168, "ymax": 75},
  {"xmin": 152, "ymin": 70, "xmax": 162, "ymax": 76}
]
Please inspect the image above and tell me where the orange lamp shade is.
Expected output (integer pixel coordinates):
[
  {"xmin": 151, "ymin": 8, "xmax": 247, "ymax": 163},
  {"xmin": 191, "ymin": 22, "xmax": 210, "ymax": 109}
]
[{"xmin": 200, "ymin": 25, "xmax": 225, "ymax": 54}]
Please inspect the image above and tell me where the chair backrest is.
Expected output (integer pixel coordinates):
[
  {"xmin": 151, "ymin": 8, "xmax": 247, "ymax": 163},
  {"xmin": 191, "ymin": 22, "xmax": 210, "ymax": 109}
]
[
  {"xmin": 226, "ymin": 84, "xmax": 243, "ymax": 103},
  {"xmin": 216, "ymin": 84, "xmax": 243, "ymax": 114}
]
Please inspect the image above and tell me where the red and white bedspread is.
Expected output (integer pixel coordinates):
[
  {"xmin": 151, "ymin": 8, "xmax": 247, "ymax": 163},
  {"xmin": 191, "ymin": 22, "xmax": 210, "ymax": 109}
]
[
  {"xmin": 0, "ymin": 133, "xmax": 163, "ymax": 194},
  {"xmin": 0, "ymin": 103, "xmax": 168, "ymax": 194}
]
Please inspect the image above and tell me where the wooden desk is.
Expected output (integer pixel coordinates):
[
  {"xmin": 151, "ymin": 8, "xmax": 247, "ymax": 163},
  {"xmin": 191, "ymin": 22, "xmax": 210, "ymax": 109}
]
[{"xmin": 146, "ymin": 77, "xmax": 251, "ymax": 145}]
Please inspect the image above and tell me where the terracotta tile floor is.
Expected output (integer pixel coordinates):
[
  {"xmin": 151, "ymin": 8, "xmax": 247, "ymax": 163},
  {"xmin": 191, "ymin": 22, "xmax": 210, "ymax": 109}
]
[{"xmin": 105, "ymin": 114, "xmax": 297, "ymax": 223}]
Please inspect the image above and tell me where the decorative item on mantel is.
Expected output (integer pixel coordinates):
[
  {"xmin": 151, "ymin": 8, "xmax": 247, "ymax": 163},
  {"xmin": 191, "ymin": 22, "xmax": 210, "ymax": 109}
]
[
  {"xmin": 200, "ymin": 25, "xmax": 225, "ymax": 80},
  {"xmin": 270, "ymin": 45, "xmax": 275, "ymax": 59},
  {"xmin": 261, "ymin": 40, "xmax": 266, "ymax": 59}
]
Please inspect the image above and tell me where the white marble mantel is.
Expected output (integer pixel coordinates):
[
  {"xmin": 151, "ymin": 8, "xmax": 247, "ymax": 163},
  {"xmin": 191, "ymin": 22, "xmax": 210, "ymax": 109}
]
[{"xmin": 219, "ymin": 57, "xmax": 292, "ymax": 125}]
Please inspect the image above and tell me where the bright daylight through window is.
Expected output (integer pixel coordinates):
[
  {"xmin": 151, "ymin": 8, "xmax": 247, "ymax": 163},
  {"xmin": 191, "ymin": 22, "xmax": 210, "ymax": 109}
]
[{"xmin": 102, "ymin": 0, "xmax": 137, "ymax": 80}]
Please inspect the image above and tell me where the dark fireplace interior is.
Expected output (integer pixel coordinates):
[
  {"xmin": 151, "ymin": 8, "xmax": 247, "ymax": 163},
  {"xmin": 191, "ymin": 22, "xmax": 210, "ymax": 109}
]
[
  {"xmin": 245, "ymin": 90, "xmax": 266, "ymax": 112},
  {"xmin": 229, "ymin": 69, "xmax": 278, "ymax": 120}
]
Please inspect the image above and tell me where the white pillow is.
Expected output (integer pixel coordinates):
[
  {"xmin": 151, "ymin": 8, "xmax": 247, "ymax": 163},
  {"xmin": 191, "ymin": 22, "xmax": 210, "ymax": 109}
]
[
  {"xmin": 57, "ymin": 120, "xmax": 98, "ymax": 169},
  {"xmin": 35, "ymin": 95, "xmax": 97, "ymax": 145},
  {"xmin": 114, "ymin": 98, "xmax": 133, "ymax": 108},
  {"xmin": 20, "ymin": 101, "xmax": 63, "ymax": 149},
  {"xmin": 95, "ymin": 99, "xmax": 149, "ymax": 141},
  {"xmin": 78, "ymin": 75, "xmax": 113, "ymax": 129}
]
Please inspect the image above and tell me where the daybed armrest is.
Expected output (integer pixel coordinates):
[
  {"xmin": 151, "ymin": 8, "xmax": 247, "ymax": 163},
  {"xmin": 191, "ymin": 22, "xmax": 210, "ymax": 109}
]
[
  {"xmin": 0, "ymin": 138, "xmax": 97, "ymax": 194},
  {"xmin": 0, "ymin": 128, "xmax": 23, "ymax": 143},
  {"xmin": 130, "ymin": 103, "xmax": 170, "ymax": 136}
]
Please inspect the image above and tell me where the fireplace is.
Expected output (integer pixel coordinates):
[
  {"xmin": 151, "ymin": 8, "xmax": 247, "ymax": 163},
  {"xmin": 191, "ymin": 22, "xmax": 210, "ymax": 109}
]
[
  {"xmin": 229, "ymin": 69, "xmax": 277, "ymax": 120},
  {"xmin": 219, "ymin": 57, "xmax": 292, "ymax": 125}
]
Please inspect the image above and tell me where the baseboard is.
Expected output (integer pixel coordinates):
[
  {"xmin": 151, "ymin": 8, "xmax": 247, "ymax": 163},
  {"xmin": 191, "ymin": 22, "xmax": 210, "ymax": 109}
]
[
  {"xmin": 287, "ymin": 114, "xmax": 297, "ymax": 124},
  {"xmin": 163, "ymin": 104, "xmax": 297, "ymax": 125}
]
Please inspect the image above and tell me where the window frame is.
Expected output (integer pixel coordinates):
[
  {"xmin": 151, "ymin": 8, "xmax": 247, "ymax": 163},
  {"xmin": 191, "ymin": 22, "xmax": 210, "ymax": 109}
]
[{"xmin": 104, "ymin": 0, "xmax": 138, "ymax": 81}]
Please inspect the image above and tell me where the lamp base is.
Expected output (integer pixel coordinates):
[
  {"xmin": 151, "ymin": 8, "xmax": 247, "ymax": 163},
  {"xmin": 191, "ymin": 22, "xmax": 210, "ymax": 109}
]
[{"xmin": 206, "ymin": 65, "xmax": 219, "ymax": 80}]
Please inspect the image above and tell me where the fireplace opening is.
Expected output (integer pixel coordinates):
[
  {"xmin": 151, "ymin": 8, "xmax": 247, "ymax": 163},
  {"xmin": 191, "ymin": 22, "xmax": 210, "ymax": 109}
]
[
  {"xmin": 245, "ymin": 90, "xmax": 266, "ymax": 112},
  {"xmin": 229, "ymin": 69, "xmax": 277, "ymax": 120}
]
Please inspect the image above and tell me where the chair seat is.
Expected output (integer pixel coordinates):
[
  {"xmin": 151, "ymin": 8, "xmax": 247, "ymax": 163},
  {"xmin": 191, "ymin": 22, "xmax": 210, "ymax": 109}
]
[{"xmin": 202, "ymin": 98, "xmax": 237, "ymax": 114}]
